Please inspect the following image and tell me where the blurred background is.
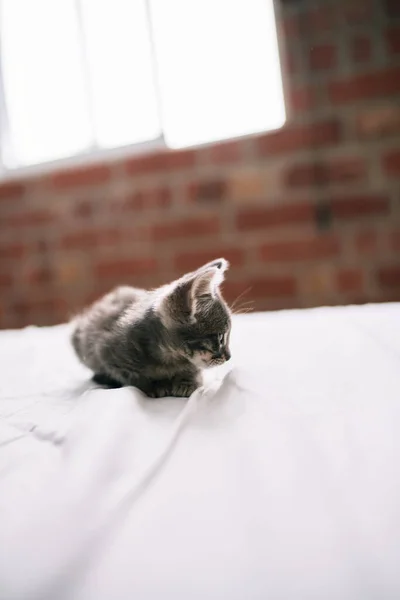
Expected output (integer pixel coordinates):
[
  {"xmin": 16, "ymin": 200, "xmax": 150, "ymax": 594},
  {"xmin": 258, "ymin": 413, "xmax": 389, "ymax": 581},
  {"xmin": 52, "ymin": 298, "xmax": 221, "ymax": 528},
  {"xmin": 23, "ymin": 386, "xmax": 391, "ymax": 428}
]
[{"xmin": 0, "ymin": 0, "xmax": 399, "ymax": 329}]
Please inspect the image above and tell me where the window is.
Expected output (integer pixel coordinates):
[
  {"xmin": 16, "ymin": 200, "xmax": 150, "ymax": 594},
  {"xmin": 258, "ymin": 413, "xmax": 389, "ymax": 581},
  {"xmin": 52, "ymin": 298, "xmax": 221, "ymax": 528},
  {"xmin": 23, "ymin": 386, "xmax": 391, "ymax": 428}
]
[{"xmin": 0, "ymin": 0, "xmax": 285, "ymax": 172}]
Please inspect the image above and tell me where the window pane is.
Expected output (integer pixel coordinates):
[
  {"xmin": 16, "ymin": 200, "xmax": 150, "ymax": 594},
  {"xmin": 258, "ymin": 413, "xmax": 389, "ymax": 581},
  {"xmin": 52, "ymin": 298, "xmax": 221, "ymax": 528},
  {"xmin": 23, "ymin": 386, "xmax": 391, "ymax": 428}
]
[
  {"xmin": 0, "ymin": 0, "xmax": 92, "ymax": 166},
  {"xmin": 150, "ymin": 0, "xmax": 285, "ymax": 148},
  {"xmin": 81, "ymin": 0, "xmax": 161, "ymax": 148}
]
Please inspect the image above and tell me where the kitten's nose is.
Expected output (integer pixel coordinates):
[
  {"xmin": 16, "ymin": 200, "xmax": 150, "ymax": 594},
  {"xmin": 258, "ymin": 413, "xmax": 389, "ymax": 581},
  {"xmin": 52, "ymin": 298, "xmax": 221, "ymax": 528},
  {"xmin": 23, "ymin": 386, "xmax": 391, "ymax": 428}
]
[{"xmin": 213, "ymin": 349, "xmax": 231, "ymax": 362}]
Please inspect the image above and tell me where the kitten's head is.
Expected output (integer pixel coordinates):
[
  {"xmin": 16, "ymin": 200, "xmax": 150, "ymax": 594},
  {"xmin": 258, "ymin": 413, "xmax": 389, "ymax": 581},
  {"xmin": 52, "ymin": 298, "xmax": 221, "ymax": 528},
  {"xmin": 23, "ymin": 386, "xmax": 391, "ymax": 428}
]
[{"xmin": 158, "ymin": 258, "xmax": 231, "ymax": 368}]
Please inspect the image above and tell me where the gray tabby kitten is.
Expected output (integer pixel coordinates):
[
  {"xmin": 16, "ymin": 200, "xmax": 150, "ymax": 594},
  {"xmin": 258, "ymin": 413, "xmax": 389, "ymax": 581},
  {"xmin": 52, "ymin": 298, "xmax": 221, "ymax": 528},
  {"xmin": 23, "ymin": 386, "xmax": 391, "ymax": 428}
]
[{"xmin": 71, "ymin": 258, "xmax": 231, "ymax": 398}]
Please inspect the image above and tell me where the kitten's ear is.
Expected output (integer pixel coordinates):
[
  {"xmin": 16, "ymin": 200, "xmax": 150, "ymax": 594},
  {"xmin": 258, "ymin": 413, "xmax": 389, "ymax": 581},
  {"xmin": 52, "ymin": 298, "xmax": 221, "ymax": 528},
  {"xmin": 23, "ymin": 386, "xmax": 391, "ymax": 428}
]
[
  {"xmin": 161, "ymin": 259, "xmax": 228, "ymax": 324},
  {"xmin": 190, "ymin": 261, "xmax": 228, "ymax": 316},
  {"xmin": 199, "ymin": 258, "xmax": 229, "ymax": 274},
  {"xmin": 192, "ymin": 262, "xmax": 226, "ymax": 298}
]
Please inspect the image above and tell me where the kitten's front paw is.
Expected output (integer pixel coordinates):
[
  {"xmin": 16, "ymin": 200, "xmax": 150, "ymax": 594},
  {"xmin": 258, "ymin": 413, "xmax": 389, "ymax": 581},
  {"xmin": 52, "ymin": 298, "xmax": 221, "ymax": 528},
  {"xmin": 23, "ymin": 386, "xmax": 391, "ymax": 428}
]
[
  {"xmin": 146, "ymin": 381, "xmax": 198, "ymax": 398},
  {"xmin": 171, "ymin": 382, "xmax": 198, "ymax": 398},
  {"xmin": 146, "ymin": 385, "xmax": 170, "ymax": 399}
]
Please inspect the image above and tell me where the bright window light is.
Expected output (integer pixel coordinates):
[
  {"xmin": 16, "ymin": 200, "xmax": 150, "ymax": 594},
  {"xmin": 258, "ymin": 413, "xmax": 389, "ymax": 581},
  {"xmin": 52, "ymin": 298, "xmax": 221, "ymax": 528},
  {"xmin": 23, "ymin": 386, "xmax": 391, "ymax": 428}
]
[
  {"xmin": 1, "ymin": 0, "xmax": 92, "ymax": 166},
  {"xmin": 0, "ymin": 0, "xmax": 285, "ymax": 170},
  {"xmin": 150, "ymin": 0, "xmax": 285, "ymax": 148},
  {"xmin": 80, "ymin": 0, "xmax": 161, "ymax": 148}
]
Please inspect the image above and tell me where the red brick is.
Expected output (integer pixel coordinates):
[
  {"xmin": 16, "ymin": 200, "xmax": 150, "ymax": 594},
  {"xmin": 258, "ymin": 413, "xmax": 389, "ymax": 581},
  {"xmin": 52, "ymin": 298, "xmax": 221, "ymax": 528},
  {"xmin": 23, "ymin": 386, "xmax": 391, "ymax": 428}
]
[
  {"xmin": 12, "ymin": 301, "xmax": 32, "ymax": 318},
  {"xmin": 386, "ymin": 27, "xmax": 400, "ymax": 55},
  {"xmin": 95, "ymin": 257, "xmax": 158, "ymax": 279},
  {"xmin": 236, "ymin": 203, "xmax": 314, "ymax": 231},
  {"xmin": 350, "ymin": 36, "xmax": 372, "ymax": 63},
  {"xmin": 152, "ymin": 187, "xmax": 172, "ymax": 208},
  {"xmin": 343, "ymin": 0, "xmax": 373, "ymax": 24},
  {"xmin": 5, "ymin": 211, "xmax": 53, "ymax": 227},
  {"xmin": 83, "ymin": 290, "xmax": 104, "ymax": 306},
  {"xmin": 175, "ymin": 248, "xmax": 245, "ymax": 273},
  {"xmin": 329, "ymin": 67, "xmax": 400, "ymax": 104},
  {"xmin": 309, "ymin": 45, "xmax": 337, "ymax": 70},
  {"xmin": 61, "ymin": 229, "xmax": 121, "ymax": 250},
  {"xmin": 125, "ymin": 149, "xmax": 196, "ymax": 176},
  {"xmin": 223, "ymin": 276, "xmax": 297, "ymax": 301},
  {"xmin": 0, "ymin": 273, "xmax": 12, "ymax": 288},
  {"xmin": 256, "ymin": 119, "xmax": 341, "ymax": 156},
  {"xmin": 285, "ymin": 164, "xmax": 321, "ymax": 187},
  {"xmin": 125, "ymin": 187, "xmax": 172, "ymax": 211},
  {"xmin": 0, "ymin": 182, "xmax": 26, "ymax": 201},
  {"xmin": 165, "ymin": 150, "xmax": 196, "ymax": 170},
  {"xmin": 124, "ymin": 192, "xmax": 145, "ymax": 211},
  {"xmin": 336, "ymin": 269, "xmax": 364, "ymax": 293},
  {"xmin": 289, "ymin": 86, "xmax": 317, "ymax": 113},
  {"xmin": 382, "ymin": 150, "xmax": 400, "ymax": 176},
  {"xmin": 285, "ymin": 158, "xmax": 365, "ymax": 187},
  {"xmin": 249, "ymin": 277, "xmax": 297, "ymax": 299},
  {"xmin": 0, "ymin": 244, "xmax": 26, "ymax": 260},
  {"xmin": 36, "ymin": 239, "xmax": 51, "ymax": 255},
  {"xmin": 284, "ymin": 5, "xmax": 338, "ymax": 36},
  {"xmin": 307, "ymin": 5, "xmax": 338, "ymax": 31},
  {"xmin": 356, "ymin": 106, "xmax": 400, "ymax": 138},
  {"xmin": 390, "ymin": 231, "xmax": 400, "ymax": 252},
  {"xmin": 378, "ymin": 266, "xmax": 400, "ymax": 288},
  {"xmin": 227, "ymin": 169, "xmax": 264, "ymax": 202},
  {"xmin": 259, "ymin": 236, "xmax": 340, "ymax": 262},
  {"xmin": 188, "ymin": 180, "xmax": 226, "ymax": 203},
  {"xmin": 56, "ymin": 260, "xmax": 84, "ymax": 285},
  {"xmin": 206, "ymin": 140, "xmax": 243, "ymax": 164},
  {"xmin": 152, "ymin": 217, "xmax": 220, "ymax": 241},
  {"xmin": 51, "ymin": 164, "xmax": 111, "ymax": 190},
  {"xmin": 125, "ymin": 152, "xmax": 164, "ymax": 175},
  {"xmin": 355, "ymin": 230, "xmax": 378, "ymax": 255},
  {"xmin": 142, "ymin": 187, "xmax": 170, "ymax": 210},
  {"xmin": 331, "ymin": 194, "xmax": 389, "ymax": 219},
  {"xmin": 281, "ymin": 14, "xmax": 301, "ymax": 38},
  {"xmin": 324, "ymin": 159, "xmax": 366, "ymax": 183},
  {"xmin": 73, "ymin": 200, "xmax": 94, "ymax": 218},
  {"xmin": 26, "ymin": 267, "xmax": 53, "ymax": 285},
  {"xmin": 13, "ymin": 298, "xmax": 67, "ymax": 317},
  {"xmin": 283, "ymin": 50, "xmax": 297, "ymax": 76}
]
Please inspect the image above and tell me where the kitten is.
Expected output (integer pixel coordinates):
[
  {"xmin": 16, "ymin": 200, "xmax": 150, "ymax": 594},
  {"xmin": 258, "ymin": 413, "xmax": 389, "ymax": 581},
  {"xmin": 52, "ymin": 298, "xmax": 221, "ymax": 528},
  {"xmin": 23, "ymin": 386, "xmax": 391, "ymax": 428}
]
[{"xmin": 71, "ymin": 258, "xmax": 231, "ymax": 398}]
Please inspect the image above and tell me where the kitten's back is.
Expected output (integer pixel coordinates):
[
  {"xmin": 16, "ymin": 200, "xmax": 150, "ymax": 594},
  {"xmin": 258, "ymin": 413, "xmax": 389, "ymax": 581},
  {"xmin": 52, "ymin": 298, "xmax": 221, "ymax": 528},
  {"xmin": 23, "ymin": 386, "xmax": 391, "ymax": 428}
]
[{"xmin": 71, "ymin": 286, "xmax": 146, "ymax": 366}]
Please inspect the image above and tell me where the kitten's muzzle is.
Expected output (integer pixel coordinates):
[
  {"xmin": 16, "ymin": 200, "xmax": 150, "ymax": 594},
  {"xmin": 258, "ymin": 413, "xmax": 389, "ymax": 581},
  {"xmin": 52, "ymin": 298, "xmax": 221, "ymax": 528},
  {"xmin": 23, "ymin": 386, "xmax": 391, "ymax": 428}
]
[{"xmin": 213, "ymin": 349, "xmax": 231, "ymax": 362}]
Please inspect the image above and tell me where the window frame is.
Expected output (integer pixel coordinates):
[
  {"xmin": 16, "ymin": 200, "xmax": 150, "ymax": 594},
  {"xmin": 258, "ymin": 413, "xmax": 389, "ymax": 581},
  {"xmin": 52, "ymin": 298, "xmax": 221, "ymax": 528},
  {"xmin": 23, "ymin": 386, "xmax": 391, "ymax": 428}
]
[
  {"xmin": 0, "ymin": 0, "xmax": 168, "ymax": 180},
  {"xmin": 0, "ymin": 0, "xmax": 284, "ymax": 181}
]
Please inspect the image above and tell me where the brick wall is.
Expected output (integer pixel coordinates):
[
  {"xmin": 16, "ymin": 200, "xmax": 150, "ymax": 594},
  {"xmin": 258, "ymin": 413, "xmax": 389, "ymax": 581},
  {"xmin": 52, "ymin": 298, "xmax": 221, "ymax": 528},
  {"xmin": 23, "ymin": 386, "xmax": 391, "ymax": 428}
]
[{"xmin": 1, "ymin": 0, "xmax": 400, "ymax": 328}]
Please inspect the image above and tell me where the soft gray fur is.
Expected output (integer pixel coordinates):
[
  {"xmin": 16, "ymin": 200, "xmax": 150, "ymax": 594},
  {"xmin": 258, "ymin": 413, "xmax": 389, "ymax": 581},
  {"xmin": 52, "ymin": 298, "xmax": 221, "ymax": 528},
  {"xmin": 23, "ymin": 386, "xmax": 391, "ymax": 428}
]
[{"xmin": 71, "ymin": 259, "xmax": 231, "ymax": 398}]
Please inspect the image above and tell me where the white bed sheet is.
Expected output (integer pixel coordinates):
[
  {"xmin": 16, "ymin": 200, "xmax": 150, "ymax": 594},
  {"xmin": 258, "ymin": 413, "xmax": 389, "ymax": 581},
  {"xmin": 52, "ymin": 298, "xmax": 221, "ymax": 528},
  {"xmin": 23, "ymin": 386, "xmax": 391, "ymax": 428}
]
[{"xmin": 0, "ymin": 303, "xmax": 399, "ymax": 600}]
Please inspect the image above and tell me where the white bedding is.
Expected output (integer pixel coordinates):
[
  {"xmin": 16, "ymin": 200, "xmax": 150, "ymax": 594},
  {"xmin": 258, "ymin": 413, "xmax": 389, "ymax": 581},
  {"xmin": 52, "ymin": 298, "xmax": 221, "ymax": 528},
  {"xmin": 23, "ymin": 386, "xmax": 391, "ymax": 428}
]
[{"xmin": 0, "ymin": 304, "xmax": 399, "ymax": 600}]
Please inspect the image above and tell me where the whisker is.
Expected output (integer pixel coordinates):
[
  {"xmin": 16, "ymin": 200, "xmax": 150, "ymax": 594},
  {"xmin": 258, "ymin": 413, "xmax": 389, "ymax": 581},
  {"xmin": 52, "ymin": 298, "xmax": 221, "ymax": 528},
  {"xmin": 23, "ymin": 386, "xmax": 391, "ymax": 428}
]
[
  {"xmin": 230, "ymin": 287, "xmax": 252, "ymax": 311},
  {"xmin": 232, "ymin": 301, "xmax": 255, "ymax": 313},
  {"xmin": 231, "ymin": 296, "xmax": 250, "ymax": 311},
  {"xmin": 232, "ymin": 307, "xmax": 254, "ymax": 315},
  {"xmin": 233, "ymin": 299, "xmax": 254, "ymax": 308}
]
